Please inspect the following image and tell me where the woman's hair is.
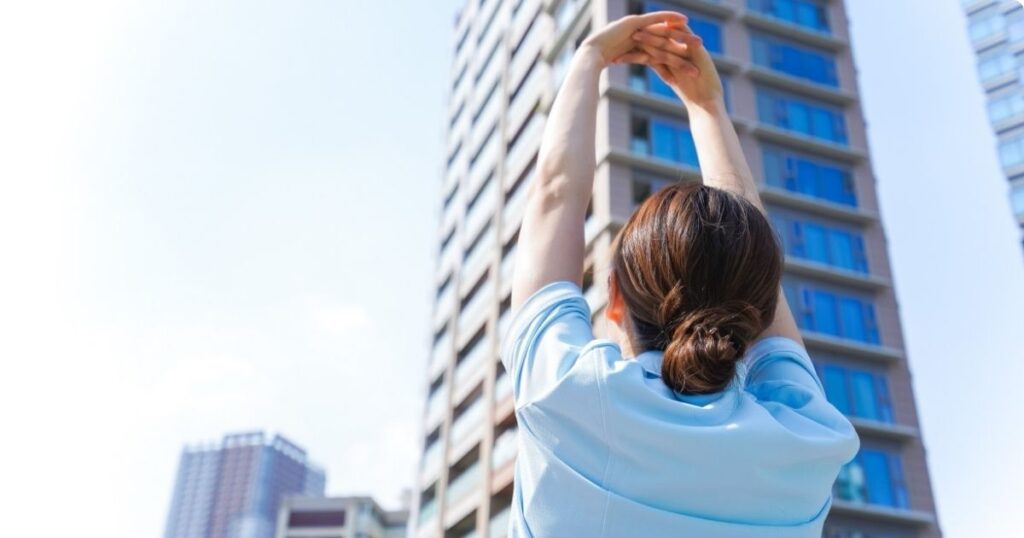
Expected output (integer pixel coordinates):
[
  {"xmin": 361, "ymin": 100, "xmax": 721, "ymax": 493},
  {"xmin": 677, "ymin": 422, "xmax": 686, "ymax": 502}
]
[{"xmin": 611, "ymin": 182, "xmax": 782, "ymax": 394}]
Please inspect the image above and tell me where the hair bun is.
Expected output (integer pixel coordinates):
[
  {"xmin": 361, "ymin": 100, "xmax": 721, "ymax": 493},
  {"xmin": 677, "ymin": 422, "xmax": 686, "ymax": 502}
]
[{"xmin": 661, "ymin": 300, "xmax": 761, "ymax": 394}]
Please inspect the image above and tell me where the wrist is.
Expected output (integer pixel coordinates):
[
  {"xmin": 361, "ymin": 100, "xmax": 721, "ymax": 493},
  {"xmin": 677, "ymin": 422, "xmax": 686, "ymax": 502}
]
[
  {"xmin": 575, "ymin": 43, "xmax": 609, "ymax": 71},
  {"xmin": 685, "ymin": 96, "xmax": 728, "ymax": 120}
]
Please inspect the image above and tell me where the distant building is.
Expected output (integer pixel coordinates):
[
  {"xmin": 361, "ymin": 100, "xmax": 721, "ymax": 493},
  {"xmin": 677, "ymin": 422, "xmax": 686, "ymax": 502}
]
[
  {"xmin": 274, "ymin": 496, "xmax": 408, "ymax": 538},
  {"xmin": 963, "ymin": 0, "xmax": 1024, "ymax": 249},
  {"xmin": 164, "ymin": 431, "xmax": 326, "ymax": 538}
]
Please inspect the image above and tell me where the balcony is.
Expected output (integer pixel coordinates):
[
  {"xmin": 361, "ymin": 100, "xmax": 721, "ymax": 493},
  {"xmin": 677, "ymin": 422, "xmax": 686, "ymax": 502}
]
[
  {"xmin": 502, "ymin": 171, "xmax": 532, "ymax": 241},
  {"xmin": 492, "ymin": 427, "xmax": 518, "ymax": 471},
  {"xmin": 455, "ymin": 338, "xmax": 492, "ymax": 397},
  {"xmin": 417, "ymin": 498, "xmax": 438, "ymax": 528},
  {"xmin": 434, "ymin": 283, "xmax": 457, "ymax": 329},
  {"xmin": 466, "ymin": 180, "xmax": 499, "ymax": 241},
  {"xmin": 420, "ymin": 439, "xmax": 444, "ymax": 483},
  {"xmin": 507, "ymin": 69, "xmax": 544, "ymax": 140},
  {"xmin": 489, "ymin": 505, "xmax": 512, "ymax": 538},
  {"xmin": 424, "ymin": 383, "xmax": 449, "ymax": 430},
  {"xmin": 458, "ymin": 279, "xmax": 494, "ymax": 338},
  {"xmin": 446, "ymin": 460, "xmax": 483, "ymax": 505},
  {"xmin": 450, "ymin": 396, "xmax": 487, "ymax": 448},
  {"xmin": 428, "ymin": 329, "xmax": 452, "ymax": 380},
  {"xmin": 500, "ymin": 243, "xmax": 517, "ymax": 286},
  {"xmin": 505, "ymin": 114, "xmax": 544, "ymax": 190}
]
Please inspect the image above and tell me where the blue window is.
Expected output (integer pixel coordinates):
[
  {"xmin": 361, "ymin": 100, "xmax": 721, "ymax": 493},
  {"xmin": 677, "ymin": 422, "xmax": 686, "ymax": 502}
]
[
  {"xmin": 999, "ymin": 133, "xmax": 1024, "ymax": 168},
  {"xmin": 635, "ymin": 2, "xmax": 723, "ymax": 53},
  {"xmin": 747, "ymin": 0, "xmax": 830, "ymax": 34},
  {"xmin": 631, "ymin": 116, "xmax": 699, "ymax": 168},
  {"xmin": 819, "ymin": 364, "xmax": 893, "ymax": 423},
  {"xmin": 785, "ymin": 282, "xmax": 880, "ymax": 344},
  {"xmin": 834, "ymin": 448, "xmax": 909, "ymax": 509},
  {"xmin": 751, "ymin": 33, "xmax": 837, "ymax": 86},
  {"xmin": 762, "ymin": 145, "xmax": 857, "ymax": 206},
  {"xmin": 761, "ymin": 144, "xmax": 856, "ymax": 205},
  {"xmin": 757, "ymin": 89, "xmax": 847, "ymax": 144},
  {"xmin": 772, "ymin": 215, "xmax": 868, "ymax": 272}
]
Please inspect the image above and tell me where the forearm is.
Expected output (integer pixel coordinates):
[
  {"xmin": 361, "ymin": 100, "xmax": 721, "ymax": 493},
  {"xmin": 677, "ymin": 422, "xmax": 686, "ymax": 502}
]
[
  {"xmin": 536, "ymin": 46, "xmax": 604, "ymax": 196},
  {"xmin": 511, "ymin": 47, "xmax": 603, "ymax": 308},
  {"xmin": 686, "ymin": 99, "xmax": 764, "ymax": 212}
]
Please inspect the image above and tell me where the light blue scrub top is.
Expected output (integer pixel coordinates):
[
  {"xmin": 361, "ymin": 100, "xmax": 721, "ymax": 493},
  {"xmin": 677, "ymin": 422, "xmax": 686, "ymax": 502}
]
[{"xmin": 500, "ymin": 281, "xmax": 860, "ymax": 537}]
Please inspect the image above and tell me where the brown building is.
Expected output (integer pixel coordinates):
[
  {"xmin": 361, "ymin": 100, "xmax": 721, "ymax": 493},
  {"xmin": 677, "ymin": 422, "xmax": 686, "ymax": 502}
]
[{"xmin": 415, "ymin": 1, "xmax": 941, "ymax": 537}]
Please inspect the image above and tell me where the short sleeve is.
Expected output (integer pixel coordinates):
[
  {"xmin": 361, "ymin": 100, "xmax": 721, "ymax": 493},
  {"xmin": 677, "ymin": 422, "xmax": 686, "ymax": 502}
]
[
  {"xmin": 500, "ymin": 281, "xmax": 595, "ymax": 406},
  {"xmin": 742, "ymin": 336, "xmax": 825, "ymax": 395}
]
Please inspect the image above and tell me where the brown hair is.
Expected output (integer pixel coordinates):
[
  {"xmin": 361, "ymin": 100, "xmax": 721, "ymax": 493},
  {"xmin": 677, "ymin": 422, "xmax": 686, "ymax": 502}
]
[{"xmin": 611, "ymin": 182, "xmax": 782, "ymax": 394}]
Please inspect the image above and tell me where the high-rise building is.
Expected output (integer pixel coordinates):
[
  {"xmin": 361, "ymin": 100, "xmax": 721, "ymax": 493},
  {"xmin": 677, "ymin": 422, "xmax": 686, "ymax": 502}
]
[
  {"xmin": 963, "ymin": 0, "xmax": 1024, "ymax": 249},
  {"xmin": 164, "ymin": 431, "xmax": 326, "ymax": 538},
  {"xmin": 273, "ymin": 496, "xmax": 408, "ymax": 538},
  {"xmin": 416, "ymin": 0, "xmax": 941, "ymax": 537}
]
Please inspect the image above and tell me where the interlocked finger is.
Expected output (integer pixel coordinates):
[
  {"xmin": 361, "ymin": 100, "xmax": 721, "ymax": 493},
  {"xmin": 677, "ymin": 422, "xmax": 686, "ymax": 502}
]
[{"xmin": 632, "ymin": 31, "xmax": 690, "ymax": 58}]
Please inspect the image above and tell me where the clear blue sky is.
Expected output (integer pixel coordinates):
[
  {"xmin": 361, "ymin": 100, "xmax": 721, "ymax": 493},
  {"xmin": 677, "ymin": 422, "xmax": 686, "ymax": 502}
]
[{"xmin": 0, "ymin": 1, "xmax": 1019, "ymax": 536}]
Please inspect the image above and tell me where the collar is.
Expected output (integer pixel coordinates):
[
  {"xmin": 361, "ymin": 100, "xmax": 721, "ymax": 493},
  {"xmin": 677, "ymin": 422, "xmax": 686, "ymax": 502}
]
[{"xmin": 634, "ymin": 349, "xmax": 665, "ymax": 378}]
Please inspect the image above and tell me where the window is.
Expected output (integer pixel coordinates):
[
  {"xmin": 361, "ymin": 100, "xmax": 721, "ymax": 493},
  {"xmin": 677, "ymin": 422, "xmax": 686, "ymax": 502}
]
[
  {"xmin": 469, "ymin": 125, "xmax": 497, "ymax": 167},
  {"xmin": 437, "ymin": 273, "xmax": 453, "ymax": 299},
  {"xmin": 785, "ymin": 282, "xmax": 880, "ymax": 344},
  {"xmin": 474, "ymin": 35, "xmax": 504, "ymax": 84},
  {"xmin": 452, "ymin": 62, "xmax": 468, "ymax": 94},
  {"xmin": 978, "ymin": 53, "xmax": 1016, "ymax": 83},
  {"xmin": 757, "ymin": 88, "xmax": 847, "ymax": 144},
  {"xmin": 509, "ymin": 54, "xmax": 540, "ymax": 104},
  {"xmin": 834, "ymin": 448, "xmax": 909, "ymax": 509},
  {"xmin": 447, "ymin": 141, "xmax": 463, "ymax": 169},
  {"xmin": 771, "ymin": 214, "xmax": 868, "ymax": 272},
  {"xmin": 819, "ymin": 364, "xmax": 893, "ymax": 422},
  {"xmin": 631, "ymin": 1, "xmax": 723, "ymax": 53},
  {"xmin": 988, "ymin": 91, "xmax": 1024, "ymax": 123},
  {"xmin": 747, "ymin": 0, "xmax": 830, "ymax": 34},
  {"xmin": 631, "ymin": 116, "xmax": 699, "ymax": 167},
  {"xmin": 449, "ymin": 100, "xmax": 465, "ymax": 130},
  {"xmin": 969, "ymin": 11, "xmax": 1006, "ymax": 42},
  {"xmin": 472, "ymin": 80, "xmax": 500, "ymax": 125},
  {"xmin": 511, "ymin": 5, "xmax": 541, "ymax": 59},
  {"xmin": 475, "ymin": 0, "xmax": 501, "ymax": 45},
  {"xmin": 999, "ymin": 132, "xmax": 1024, "ymax": 168},
  {"xmin": 750, "ymin": 33, "xmax": 838, "ymax": 86},
  {"xmin": 762, "ymin": 145, "xmax": 856, "ymax": 206}
]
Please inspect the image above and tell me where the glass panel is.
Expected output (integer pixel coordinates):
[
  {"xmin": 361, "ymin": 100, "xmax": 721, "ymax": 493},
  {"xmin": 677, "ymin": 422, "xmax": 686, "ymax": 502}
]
[
  {"xmin": 822, "ymin": 366, "xmax": 850, "ymax": 414},
  {"xmin": 839, "ymin": 298, "xmax": 866, "ymax": 341},
  {"xmin": 811, "ymin": 290, "xmax": 838, "ymax": 335},
  {"xmin": 803, "ymin": 223, "xmax": 829, "ymax": 264},
  {"xmin": 850, "ymin": 371, "xmax": 879, "ymax": 421},
  {"xmin": 860, "ymin": 450, "xmax": 895, "ymax": 507},
  {"xmin": 828, "ymin": 229, "xmax": 854, "ymax": 270}
]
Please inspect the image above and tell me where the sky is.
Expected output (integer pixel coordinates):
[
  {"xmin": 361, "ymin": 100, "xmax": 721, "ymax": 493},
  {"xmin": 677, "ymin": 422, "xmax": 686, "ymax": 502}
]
[{"xmin": 0, "ymin": 1, "xmax": 1020, "ymax": 537}]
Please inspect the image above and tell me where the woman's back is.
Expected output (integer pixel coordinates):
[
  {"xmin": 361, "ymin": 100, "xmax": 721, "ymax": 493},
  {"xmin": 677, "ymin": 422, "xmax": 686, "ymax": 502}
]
[{"xmin": 501, "ymin": 282, "xmax": 859, "ymax": 537}]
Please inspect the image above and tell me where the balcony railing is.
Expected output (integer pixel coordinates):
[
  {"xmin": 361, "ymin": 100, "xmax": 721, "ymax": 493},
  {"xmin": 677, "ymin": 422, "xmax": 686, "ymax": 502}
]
[
  {"xmin": 446, "ymin": 460, "xmax": 483, "ymax": 503},
  {"xmin": 500, "ymin": 244, "xmax": 517, "ymax": 285},
  {"xmin": 502, "ymin": 174, "xmax": 530, "ymax": 233},
  {"xmin": 463, "ymin": 227, "xmax": 497, "ymax": 284},
  {"xmin": 489, "ymin": 505, "xmax": 512, "ymax": 538},
  {"xmin": 425, "ymin": 383, "xmax": 449, "ymax": 429},
  {"xmin": 418, "ymin": 498, "xmax": 438, "ymax": 527},
  {"xmin": 428, "ymin": 330, "xmax": 451, "ymax": 380},
  {"xmin": 421, "ymin": 439, "xmax": 443, "ymax": 480},
  {"xmin": 434, "ymin": 284, "xmax": 457, "ymax": 328},
  {"xmin": 495, "ymin": 369, "xmax": 513, "ymax": 402},
  {"xmin": 466, "ymin": 180, "xmax": 499, "ymax": 240},
  {"xmin": 492, "ymin": 427, "xmax": 518, "ymax": 470},
  {"xmin": 450, "ymin": 396, "xmax": 487, "ymax": 445},
  {"xmin": 455, "ymin": 338, "xmax": 492, "ymax": 394},
  {"xmin": 458, "ymin": 278, "xmax": 494, "ymax": 336}
]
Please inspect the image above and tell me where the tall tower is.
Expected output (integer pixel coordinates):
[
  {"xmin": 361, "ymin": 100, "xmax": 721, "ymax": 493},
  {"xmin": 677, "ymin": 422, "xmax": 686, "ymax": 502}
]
[
  {"xmin": 963, "ymin": 0, "xmax": 1024, "ymax": 250},
  {"xmin": 416, "ymin": 1, "xmax": 941, "ymax": 537},
  {"xmin": 163, "ymin": 431, "xmax": 326, "ymax": 538}
]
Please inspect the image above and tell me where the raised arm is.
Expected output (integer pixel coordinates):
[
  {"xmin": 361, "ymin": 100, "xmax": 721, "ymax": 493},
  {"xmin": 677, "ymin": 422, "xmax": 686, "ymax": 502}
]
[
  {"xmin": 511, "ymin": 12, "xmax": 688, "ymax": 310},
  {"xmin": 630, "ymin": 23, "xmax": 802, "ymax": 343}
]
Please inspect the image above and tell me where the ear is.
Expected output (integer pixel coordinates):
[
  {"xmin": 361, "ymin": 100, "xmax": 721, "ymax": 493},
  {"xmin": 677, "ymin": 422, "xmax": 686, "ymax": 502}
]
[{"xmin": 606, "ymin": 271, "xmax": 626, "ymax": 326}]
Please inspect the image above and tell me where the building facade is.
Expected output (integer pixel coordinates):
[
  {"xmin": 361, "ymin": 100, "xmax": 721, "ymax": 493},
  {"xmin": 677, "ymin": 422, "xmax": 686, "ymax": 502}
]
[
  {"xmin": 416, "ymin": 0, "xmax": 941, "ymax": 536},
  {"xmin": 164, "ymin": 431, "xmax": 327, "ymax": 538},
  {"xmin": 273, "ymin": 496, "xmax": 407, "ymax": 538},
  {"xmin": 963, "ymin": 0, "xmax": 1024, "ymax": 249}
]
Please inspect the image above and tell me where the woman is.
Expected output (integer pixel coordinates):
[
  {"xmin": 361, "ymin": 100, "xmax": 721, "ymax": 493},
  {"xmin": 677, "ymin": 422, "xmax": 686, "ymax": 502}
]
[{"xmin": 501, "ymin": 11, "xmax": 859, "ymax": 537}]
